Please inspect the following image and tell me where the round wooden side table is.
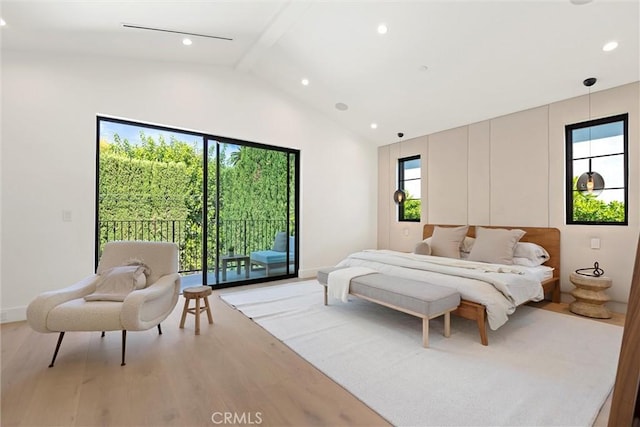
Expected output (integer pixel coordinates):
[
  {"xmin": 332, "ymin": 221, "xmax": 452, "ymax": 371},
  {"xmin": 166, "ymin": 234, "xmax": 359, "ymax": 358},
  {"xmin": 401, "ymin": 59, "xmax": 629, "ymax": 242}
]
[
  {"xmin": 180, "ymin": 286, "xmax": 214, "ymax": 335},
  {"xmin": 569, "ymin": 272, "xmax": 612, "ymax": 319}
]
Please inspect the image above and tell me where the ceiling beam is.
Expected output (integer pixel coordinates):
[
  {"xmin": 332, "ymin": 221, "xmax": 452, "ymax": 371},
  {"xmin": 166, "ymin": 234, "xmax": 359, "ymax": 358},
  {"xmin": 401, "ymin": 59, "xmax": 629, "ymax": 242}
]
[{"xmin": 235, "ymin": 1, "xmax": 312, "ymax": 72}]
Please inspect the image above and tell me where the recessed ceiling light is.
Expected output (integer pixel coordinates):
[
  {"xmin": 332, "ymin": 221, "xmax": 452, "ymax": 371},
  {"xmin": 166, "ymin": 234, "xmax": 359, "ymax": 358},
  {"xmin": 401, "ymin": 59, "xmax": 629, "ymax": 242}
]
[
  {"xmin": 370, "ymin": 123, "xmax": 378, "ymax": 129},
  {"xmin": 377, "ymin": 24, "xmax": 388, "ymax": 35},
  {"xmin": 301, "ymin": 78, "xmax": 309, "ymax": 86},
  {"xmin": 182, "ymin": 38, "xmax": 192, "ymax": 46},
  {"xmin": 0, "ymin": 18, "xmax": 6, "ymax": 27},
  {"xmin": 603, "ymin": 41, "xmax": 619, "ymax": 52},
  {"xmin": 570, "ymin": 0, "xmax": 593, "ymax": 5},
  {"xmin": 335, "ymin": 102, "xmax": 349, "ymax": 111}
]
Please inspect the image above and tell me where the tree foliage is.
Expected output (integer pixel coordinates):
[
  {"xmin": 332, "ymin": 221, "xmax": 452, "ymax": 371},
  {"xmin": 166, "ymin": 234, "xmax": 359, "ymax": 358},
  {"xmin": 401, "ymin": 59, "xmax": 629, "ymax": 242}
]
[
  {"xmin": 401, "ymin": 190, "xmax": 421, "ymax": 221},
  {"xmin": 99, "ymin": 131, "xmax": 295, "ymax": 271},
  {"xmin": 571, "ymin": 177, "xmax": 625, "ymax": 223}
]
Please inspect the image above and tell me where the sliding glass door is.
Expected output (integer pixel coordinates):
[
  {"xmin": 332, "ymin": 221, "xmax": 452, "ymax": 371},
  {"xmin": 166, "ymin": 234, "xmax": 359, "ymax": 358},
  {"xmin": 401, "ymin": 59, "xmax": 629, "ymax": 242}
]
[
  {"xmin": 209, "ymin": 140, "xmax": 298, "ymax": 285},
  {"xmin": 97, "ymin": 117, "xmax": 299, "ymax": 289}
]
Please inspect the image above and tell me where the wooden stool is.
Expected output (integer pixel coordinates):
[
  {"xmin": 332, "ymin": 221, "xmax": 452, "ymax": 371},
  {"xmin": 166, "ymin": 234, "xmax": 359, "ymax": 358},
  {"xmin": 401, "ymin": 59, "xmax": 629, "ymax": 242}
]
[{"xmin": 180, "ymin": 286, "xmax": 214, "ymax": 334}]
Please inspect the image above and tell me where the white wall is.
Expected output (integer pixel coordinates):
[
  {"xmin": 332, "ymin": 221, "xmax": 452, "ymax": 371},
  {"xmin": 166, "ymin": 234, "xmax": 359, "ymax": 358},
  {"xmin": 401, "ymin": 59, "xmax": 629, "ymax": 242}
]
[
  {"xmin": 380, "ymin": 82, "xmax": 640, "ymax": 312},
  {"xmin": 0, "ymin": 50, "xmax": 378, "ymax": 322}
]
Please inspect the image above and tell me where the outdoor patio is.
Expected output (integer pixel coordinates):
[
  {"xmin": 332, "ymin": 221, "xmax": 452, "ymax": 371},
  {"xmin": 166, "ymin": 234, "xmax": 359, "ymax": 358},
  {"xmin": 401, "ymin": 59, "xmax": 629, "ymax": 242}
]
[{"xmin": 180, "ymin": 263, "xmax": 295, "ymax": 292}]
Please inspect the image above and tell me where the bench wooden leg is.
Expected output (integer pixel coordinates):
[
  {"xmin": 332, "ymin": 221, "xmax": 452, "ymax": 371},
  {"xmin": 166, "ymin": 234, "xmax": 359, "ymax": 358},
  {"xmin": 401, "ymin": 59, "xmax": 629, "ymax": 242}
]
[
  {"xmin": 323, "ymin": 287, "xmax": 328, "ymax": 306},
  {"xmin": 422, "ymin": 317, "xmax": 429, "ymax": 348},
  {"xmin": 444, "ymin": 311, "xmax": 451, "ymax": 338}
]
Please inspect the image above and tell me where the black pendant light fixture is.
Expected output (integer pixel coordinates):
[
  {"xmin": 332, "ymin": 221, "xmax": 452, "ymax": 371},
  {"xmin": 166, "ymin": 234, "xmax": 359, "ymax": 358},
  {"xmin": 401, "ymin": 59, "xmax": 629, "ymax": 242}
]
[
  {"xmin": 576, "ymin": 159, "xmax": 605, "ymax": 196},
  {"xmin": 576, "ymin": 77, "xmax": 605, "ymax": 197},
  {"xmin": 393, "ymin": 132, "xmax": 406, "ymax": 204}
]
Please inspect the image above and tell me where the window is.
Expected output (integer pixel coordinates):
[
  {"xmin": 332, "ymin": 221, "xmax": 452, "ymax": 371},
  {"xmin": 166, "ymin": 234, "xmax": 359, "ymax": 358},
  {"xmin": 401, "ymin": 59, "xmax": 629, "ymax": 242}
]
[
  {"xmin": 97, "ymin": 116, "xmax": 300, "ymax": 288},
  {"xmin": 565, "ymin": 113, "xmax": 628, "ymax": 225},
  {"xmin": 398, "ymin": 155, "xmax": 421, "ymax": 222}
]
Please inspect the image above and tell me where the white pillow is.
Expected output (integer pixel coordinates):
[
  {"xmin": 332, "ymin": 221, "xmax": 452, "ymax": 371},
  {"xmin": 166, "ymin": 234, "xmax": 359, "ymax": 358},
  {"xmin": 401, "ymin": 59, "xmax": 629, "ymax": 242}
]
[
  {"xmin": 426, "ymin": 236, "xmax": 475, "ymax": 257},
  {"xmin": 467, "ymin": 227, "xmax": 526, "ymax": 265},
  {"xmin": 121, "ymin": 258, "xmax": 150, "ymax": 290},
  {"xmin": 461, "ymin": 236, "xmax": 476, "ymax": 254},
  {"xmin": 413, "ymin": 241, "xmax": 432, "ymax": 255},
  {"xmin": 514, "ymin": 242, "xmax": 549, "ymax": 263},
  {"xmin": 429, "ymin": 225, "xmax": 469, "ymax": 259},
  {"xmin": 84, "ymin": 265, "xmax": 146, "ymax": 302},
  {"xmin": 513, "ymin": 257, "xmax": 544, "ymax": 267}
]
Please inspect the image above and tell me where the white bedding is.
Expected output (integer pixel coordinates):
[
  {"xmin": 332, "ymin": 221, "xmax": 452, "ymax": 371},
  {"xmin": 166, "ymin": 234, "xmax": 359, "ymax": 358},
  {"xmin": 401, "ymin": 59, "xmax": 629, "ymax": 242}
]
[{"xmin": 335, "ymin": 249, "xmax": 548, "ymax": 330}]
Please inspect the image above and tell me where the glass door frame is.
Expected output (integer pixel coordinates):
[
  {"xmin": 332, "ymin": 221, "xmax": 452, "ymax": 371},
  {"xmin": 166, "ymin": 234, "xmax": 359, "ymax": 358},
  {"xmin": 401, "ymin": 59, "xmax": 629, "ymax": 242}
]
[
  {"xmin": 95, "ymin": 116, "xmax": 300, "ymax": 289},
  {"xmin": 206, "ymin": 135, "xmax": 300, "ymax": 289}
]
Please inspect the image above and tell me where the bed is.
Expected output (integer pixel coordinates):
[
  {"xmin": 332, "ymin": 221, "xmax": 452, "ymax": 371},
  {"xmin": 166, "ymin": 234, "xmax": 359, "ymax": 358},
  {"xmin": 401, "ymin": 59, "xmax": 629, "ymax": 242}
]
[{"xmin": 334, "ymin": 224, "xmax": 560, "ymax": 345}]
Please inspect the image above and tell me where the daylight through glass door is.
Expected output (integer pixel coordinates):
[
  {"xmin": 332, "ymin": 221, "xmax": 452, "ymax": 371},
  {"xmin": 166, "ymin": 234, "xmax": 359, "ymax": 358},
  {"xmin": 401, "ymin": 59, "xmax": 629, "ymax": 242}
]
[{"xmin": 97, "ymin": 117, "xmax": 299, "ymax": 289}]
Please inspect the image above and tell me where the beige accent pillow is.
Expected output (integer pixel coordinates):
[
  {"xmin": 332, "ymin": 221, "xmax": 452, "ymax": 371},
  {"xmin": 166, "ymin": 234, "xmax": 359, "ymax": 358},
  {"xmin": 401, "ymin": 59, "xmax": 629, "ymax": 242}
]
[
  {"xmin": 467, "ymin": 227, "xmax": 526, "ymax": 265},
  {"xmin": 84, "ymin": 265, "xmax": 146, "ymax": 302},
  {"xmin": 430, "ymin": 225, "xmax": 469, "ymax": 258},
  {"xmin": 124, "ymin": 258, "xmax": 151, "ymax": 289},
  {"xmin": 413, "ymin": 241, "xmax": 432, "ymax": 255}
]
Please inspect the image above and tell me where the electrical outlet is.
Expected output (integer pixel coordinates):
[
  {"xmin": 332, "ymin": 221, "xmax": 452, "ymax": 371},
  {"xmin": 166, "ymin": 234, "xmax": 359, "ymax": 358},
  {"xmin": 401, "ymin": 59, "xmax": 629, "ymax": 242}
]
[
  {"xmin": 0, "ymin": 312, "xmax": 7, "ymax": 322},
  {"xmin": 62, "ymin": 210, "xmax": 72, "ymax": 222}
]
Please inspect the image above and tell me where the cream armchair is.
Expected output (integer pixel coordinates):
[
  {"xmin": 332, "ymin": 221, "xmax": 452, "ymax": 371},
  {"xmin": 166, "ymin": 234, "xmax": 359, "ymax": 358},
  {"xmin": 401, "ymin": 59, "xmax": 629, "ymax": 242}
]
[{"xmin": 27, "ymin": 241, "xmax": 181, "ymax": 367}]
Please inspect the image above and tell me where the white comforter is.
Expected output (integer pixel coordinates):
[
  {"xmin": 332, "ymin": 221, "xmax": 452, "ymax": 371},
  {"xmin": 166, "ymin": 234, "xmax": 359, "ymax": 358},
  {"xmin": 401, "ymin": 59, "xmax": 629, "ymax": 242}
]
[{"xmin": 335, "ymin": 250, "xmax": 545, "ymax": 330}]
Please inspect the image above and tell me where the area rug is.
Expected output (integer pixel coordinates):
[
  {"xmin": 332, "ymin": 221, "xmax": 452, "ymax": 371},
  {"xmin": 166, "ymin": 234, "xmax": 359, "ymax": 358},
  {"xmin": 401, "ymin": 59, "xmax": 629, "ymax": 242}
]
[{"xmin": 220, "ymin": 280, "xmax": 623, "ymax": 426}]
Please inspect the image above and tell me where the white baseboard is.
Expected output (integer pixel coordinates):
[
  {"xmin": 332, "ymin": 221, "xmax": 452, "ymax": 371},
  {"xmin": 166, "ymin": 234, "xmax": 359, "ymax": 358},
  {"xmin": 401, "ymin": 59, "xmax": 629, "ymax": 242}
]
[
  {"xmin": 297, "ymin": 267, "xmax": 332, "ymax": 280},
  {"xmin": 1, "ymin": 306, "xmax": 27, "ymax": 324}
]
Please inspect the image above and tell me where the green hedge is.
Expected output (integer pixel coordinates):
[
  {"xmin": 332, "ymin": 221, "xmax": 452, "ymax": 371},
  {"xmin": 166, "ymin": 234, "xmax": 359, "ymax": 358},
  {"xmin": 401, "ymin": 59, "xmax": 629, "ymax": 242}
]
[{"xmin": 99, "ymin": 153, "xmax": 192, "ymax": 221}]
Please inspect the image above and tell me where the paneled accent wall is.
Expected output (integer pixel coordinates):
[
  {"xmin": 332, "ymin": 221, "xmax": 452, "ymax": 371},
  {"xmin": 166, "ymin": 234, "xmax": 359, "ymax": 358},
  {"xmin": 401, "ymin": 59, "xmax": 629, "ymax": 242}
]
[
  {"xmin": 379, "ymin": 81, "xmax": 640, "ymax": 308},
  {"xmin": 468, "ymin": 121, "xmax": 491, "ymax": 224},
  {"xmin": 490, "ymin": 105, "xmax": 549, "ymax": 226},
  {"xmin": 428, "ymin": 126, "xmax": 468, "ymax": 225}
]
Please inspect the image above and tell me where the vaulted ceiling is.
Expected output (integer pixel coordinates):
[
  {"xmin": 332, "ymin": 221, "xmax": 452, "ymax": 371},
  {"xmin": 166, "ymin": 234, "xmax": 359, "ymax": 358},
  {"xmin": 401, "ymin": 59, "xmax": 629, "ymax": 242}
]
[{"xmin": 2, "ymin": 0, "xmax": 638, "ymax": 145}]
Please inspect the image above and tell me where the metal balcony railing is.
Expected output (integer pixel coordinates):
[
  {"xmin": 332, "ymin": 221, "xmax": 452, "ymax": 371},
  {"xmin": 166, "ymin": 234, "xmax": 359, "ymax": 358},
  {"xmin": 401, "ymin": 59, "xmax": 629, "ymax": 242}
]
[{"xmin": 98, "ymin": 219, "xmax": 292, "ymax": 274}]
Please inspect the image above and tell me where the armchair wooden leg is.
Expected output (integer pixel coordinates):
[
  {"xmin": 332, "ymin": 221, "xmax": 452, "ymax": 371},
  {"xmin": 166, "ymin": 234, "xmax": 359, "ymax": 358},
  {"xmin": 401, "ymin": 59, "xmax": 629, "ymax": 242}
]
[
  {"xmin": 121, "ymin": 330, "xmax": 127, "ymax": 366},
  {"xmin": 49, "ymin": 332, "xmax": 65, "ymax": 368},
  {"xmin": 157, "ymin": 324, "xmax": 162, "ymax": 335}
]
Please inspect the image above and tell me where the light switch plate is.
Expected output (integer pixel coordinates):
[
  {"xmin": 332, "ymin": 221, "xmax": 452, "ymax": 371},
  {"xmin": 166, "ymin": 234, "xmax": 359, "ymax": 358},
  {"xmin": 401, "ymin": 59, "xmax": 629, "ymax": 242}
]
[{"xmin": 590, "ymin": 238, "xmax": 600, "ymax": 249}]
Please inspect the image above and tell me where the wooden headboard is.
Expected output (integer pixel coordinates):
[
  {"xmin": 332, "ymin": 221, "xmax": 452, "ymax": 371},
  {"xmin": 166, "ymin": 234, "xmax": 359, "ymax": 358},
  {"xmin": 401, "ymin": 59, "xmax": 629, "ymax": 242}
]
[{"xmin": 422, "ymin": 224, "xmax": 561, "ymax": 281}]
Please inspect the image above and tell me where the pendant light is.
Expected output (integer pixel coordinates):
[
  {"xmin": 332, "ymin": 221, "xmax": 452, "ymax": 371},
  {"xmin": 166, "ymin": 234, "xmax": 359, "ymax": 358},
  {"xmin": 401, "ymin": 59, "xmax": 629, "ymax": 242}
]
[
  {"xmin": 393, "ymin": 132, "xmax": 406, "ymax": 204},
  {"xmin": 576, "ymin": 77, "xmax": 605, "ymax": 197}
]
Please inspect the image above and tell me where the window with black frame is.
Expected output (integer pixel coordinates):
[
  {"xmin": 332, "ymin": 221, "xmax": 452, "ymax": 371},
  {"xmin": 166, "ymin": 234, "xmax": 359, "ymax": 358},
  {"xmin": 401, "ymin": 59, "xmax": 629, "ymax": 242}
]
[
  {"xmin": 398, "ymin": 155, "xmax": 421, "ymax": 222},
  {"xmin": 565, "ymin": 113, "xmax": 628, "ymax": 225},
  {"xmin": 96, "ymin": 116, "xmax": 300, "ymax": 289}
]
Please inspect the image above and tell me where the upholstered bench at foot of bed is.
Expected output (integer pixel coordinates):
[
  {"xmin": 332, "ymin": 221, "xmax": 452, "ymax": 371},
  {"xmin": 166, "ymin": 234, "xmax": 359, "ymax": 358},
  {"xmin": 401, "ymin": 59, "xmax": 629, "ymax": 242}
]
[{"xmin": 317, "ymin": 267, "xmax": 461, "ymax": 348}]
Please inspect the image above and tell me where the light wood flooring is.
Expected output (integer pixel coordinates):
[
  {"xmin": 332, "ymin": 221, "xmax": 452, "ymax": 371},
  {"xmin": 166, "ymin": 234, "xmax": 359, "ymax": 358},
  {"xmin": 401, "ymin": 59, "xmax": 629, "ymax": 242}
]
[{"xmin": 1, "ymin": 282, "xmax": 625, "ymax": 427}]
